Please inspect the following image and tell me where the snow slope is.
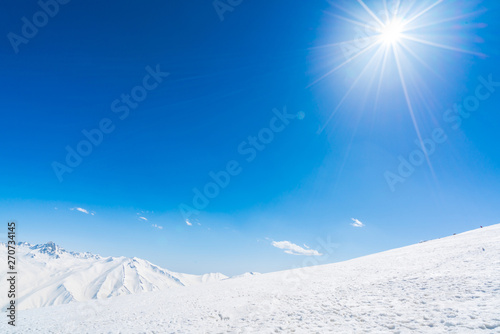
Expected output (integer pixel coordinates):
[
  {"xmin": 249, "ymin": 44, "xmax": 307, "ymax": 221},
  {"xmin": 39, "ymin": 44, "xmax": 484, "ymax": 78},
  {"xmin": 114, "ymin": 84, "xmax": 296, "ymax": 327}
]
[
  {"xmin": 3, "ymin": 224, "xmax": 500, "ymax": 333},
  {"xmin": 0, "ymin": 241, "xmax": 228, "ymax": 310}
]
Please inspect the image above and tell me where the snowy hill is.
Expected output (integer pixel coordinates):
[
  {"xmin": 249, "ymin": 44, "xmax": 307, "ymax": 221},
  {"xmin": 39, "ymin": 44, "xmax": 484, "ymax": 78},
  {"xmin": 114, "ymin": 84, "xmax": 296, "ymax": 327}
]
[
  {"xmin": 3, "ymin": 224, "xmax": 500, "ymax": 333},
  {"xmin": 225, "ymin": 271, "xmax": 261, "ymax": 280},
  {"xmin": 0, "ymin": 241, "xmax": 228, "ymax": 310}
]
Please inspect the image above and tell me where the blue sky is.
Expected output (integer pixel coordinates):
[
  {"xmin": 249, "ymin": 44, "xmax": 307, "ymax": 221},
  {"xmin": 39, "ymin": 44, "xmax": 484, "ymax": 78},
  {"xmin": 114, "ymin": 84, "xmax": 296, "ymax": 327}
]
[{"xmin": 1, "ymin": 0, "xmax": 499, "ymax": 276}]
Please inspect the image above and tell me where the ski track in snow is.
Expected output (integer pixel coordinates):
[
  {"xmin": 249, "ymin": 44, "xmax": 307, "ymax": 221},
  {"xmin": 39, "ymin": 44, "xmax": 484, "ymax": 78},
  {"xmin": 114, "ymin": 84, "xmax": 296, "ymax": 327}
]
[{"xmin": 2, "ymin": 225, "xmax": 500, "ymax": 333}]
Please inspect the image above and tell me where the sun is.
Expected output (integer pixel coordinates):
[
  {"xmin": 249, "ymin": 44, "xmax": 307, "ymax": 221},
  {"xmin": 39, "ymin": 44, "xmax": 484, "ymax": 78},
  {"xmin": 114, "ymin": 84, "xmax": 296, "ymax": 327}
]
[
  {"xmin": 312, "ymin": 0, "xmax": 486, "ymax": 157},
  {"xmin": 379, "ymin": 20, "xmax": 404, "ymax": 45}
]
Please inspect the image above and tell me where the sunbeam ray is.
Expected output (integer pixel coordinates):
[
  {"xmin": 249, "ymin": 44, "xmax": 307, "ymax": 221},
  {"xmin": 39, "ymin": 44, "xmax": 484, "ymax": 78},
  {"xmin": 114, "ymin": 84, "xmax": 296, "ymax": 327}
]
[
  {"xmin": 398, "ymin": 42, "xmax": 444, "ymax": 81},
  {"xmin": 392, "ymin": 44, "xmax": 436, "ymax": 180},
  {"xmin": 308, "ymin": 40, "xmax": 382, "ymax": 88},
  {"xmin": 402, "ymin": 35, "xmax": 485, "ymax": 57},
  {"xmin": 373, "ymin": 45, "xmax": 390, "ymax": 111},
  {"xmin": 307, "ymin": 37, "xmax": 378, "ymax": 51},
  {"xmin": 318, "ymin": 44, "xmax": 387, "ymax": 133},
  {"xmin": 357, "ymin": 0, "xmax": 385, "ymax": 27},
  {"xmin": 323, "ymin": 11, "xmax": 380, "ymax": 32},
  {"xmin": 404, "ymin": 9, "xmax": 487, "ymax": 31},
  {"xmin": 403, "ymin": 0, "xmax": 445, "ymax": 26}
]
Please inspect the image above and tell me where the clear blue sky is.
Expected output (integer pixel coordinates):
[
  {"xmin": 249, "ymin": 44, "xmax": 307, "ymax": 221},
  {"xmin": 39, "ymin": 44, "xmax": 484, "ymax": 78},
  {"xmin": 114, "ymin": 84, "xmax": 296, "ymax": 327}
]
[{"xmin": 1, "ymin": 0, "xmax": 499, "ymax": 276}]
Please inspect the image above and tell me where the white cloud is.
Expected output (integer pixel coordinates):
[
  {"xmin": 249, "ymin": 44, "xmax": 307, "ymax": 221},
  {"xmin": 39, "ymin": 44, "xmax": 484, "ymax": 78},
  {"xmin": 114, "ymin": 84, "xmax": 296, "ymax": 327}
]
[
  {"xmin": 152, "ymin": 224, "xmax": 163, "ymax": 230},
  {"xmin": 185, "ymin": 219, "xmax": 192, "ymax": 226},
  {"xmin": 70, "ymin": 207, "xmax": 91, "ymax": 215},
  {"xmin": 271, "ymin": 240, "xmax": 322, "ymax": 256},
  {"xmin": 351, "ymin": 218, "xmax": 365, "ymax": 227},
  {"xmin": 138, "ymin": 216, "xmax": 148, "ymax": 221}
]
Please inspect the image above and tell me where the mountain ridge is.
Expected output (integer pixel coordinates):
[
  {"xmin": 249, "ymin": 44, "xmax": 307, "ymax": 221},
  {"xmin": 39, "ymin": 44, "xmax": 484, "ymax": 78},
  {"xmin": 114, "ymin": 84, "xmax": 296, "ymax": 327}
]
[{"xmin": 0, "ymin": 241, "xmax": 236, "ymax": 310}]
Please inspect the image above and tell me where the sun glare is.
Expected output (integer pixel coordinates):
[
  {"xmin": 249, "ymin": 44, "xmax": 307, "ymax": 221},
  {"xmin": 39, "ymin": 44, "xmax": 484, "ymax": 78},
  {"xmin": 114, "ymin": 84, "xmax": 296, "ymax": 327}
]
[
  {"xmin": 313, "ymin": 0, "xmax": 486, "ymax": 169},
  {"xmin": 379, "ymin": 20, "xmax": 404, "ymax": 45}
]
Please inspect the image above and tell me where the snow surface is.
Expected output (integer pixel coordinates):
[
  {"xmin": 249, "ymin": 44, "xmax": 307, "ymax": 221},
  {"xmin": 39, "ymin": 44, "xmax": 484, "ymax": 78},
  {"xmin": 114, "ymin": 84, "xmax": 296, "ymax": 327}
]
[
  {"xmin": 2, "ymin": 224, "xmax": 500, "ymax": 333},
  {"xmin": 0, "ymin": 241, "xmax": 228, "ymax": 310}
]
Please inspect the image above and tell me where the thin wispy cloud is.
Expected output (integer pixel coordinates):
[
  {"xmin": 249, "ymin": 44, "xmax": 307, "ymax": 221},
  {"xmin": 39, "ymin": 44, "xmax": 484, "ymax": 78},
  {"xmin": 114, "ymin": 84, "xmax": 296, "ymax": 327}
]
[
  {"xmin": 271, "ymin": 240, "xmax": 322, "ymax": 256},
  {"xmin": 69, "ymin": 207, "xmax": 95, "ymax": 215},
  {"xmin": 185, "ymin": 219, "xmax": 192, "ymax": 226},
  {"xmin": 351, "ymin": 218, "xmax": 365, "ymax": 227},
  {"xmin": 152, "ymin": 224, "xmax": 163, "ymax": 230},
  {"xmin": 138, "ymin": 216, "xmax": 148, "ymax": 221}
]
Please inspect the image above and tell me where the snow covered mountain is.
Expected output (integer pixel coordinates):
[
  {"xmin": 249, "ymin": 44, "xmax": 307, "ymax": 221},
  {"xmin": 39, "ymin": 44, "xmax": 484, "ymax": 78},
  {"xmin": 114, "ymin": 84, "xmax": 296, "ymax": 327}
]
[
  {"xmin": 4, "ymin": 224, "xmax": 499, "ymax": 333},
  {"xmin": 0, "ymin": 241, "xmax": 228, "ymax": 310}
]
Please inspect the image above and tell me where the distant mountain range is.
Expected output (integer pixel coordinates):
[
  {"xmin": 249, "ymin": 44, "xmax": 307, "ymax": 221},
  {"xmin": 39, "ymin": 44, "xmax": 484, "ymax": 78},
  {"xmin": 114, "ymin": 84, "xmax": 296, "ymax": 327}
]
[{"xmin": 0, "ymin": 241, "xmax": 258, "ymax": 310}]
